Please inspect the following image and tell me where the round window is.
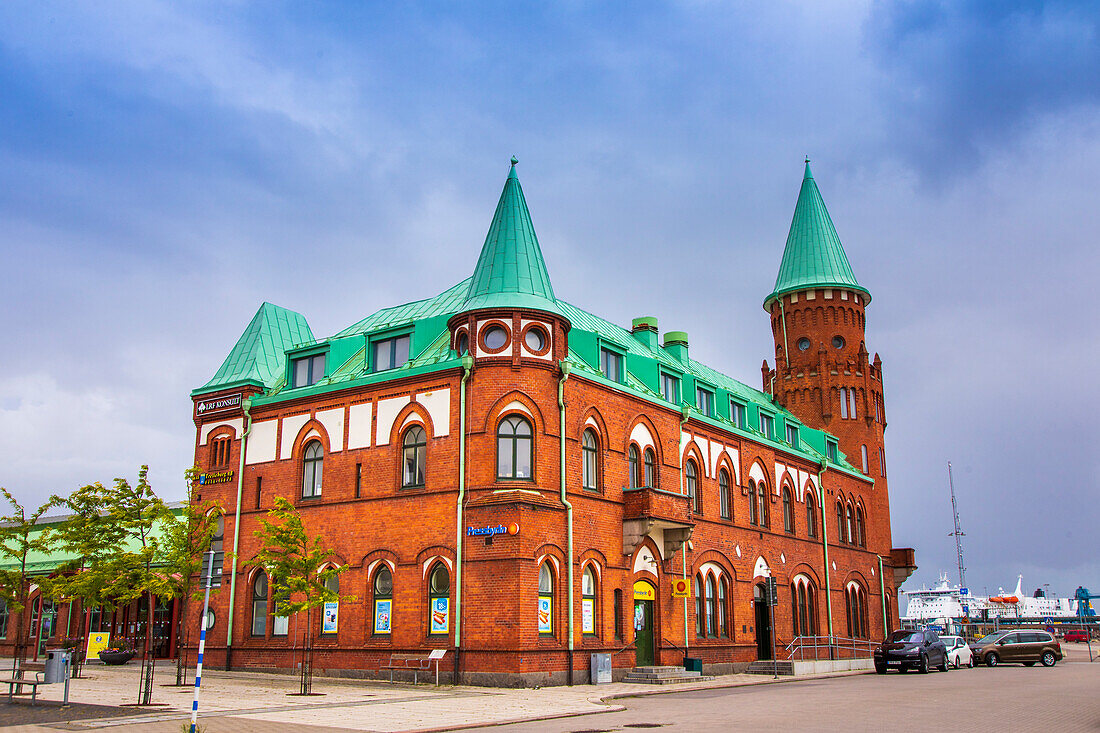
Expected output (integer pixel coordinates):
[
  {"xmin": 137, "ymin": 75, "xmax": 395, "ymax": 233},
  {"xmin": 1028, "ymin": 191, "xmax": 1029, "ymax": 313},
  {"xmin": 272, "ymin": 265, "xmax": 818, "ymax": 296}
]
[
  {"xmin": 525, "ymin": 327, "xmax": 546, "ymax": 352},
  {"xmin": 832, "ymin": 336, "xmax": 845, "ymax": 349},
  {"xmin": 456, "ymin": 332, "xmax": 469, "ymax": 355},
  {"xmin": 483, "ymin": 326, "xmax": 508, "ymax": 351},
  {"xmin": 204, "ymin": 609, "xmax": 215, "ymax": 631},
  {"xmin": 797, "ymin": 338, "xmax": 811, "ymax": 351}
]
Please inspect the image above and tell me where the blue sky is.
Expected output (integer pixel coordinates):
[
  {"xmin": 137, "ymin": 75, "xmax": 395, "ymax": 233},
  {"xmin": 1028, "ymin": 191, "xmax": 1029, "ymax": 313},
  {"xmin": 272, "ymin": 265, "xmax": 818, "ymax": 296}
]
[{"xmin": 2, "ymin": 1, "xmax": 1098, "ymax": 600}]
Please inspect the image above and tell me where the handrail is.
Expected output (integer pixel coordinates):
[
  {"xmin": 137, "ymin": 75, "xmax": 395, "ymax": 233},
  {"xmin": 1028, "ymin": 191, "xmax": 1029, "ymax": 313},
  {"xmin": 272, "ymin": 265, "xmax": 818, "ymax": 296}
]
[
  {"xmin": 611, "ymin": 642, "xmax": 638, "ymax": 657},
  {"xmin": 661, "ymin": 637, "xmax": 685, "ymax": 654},
  {"xmin": 784, "ymin": 634, "xmax": 876, "ymax": 661}
]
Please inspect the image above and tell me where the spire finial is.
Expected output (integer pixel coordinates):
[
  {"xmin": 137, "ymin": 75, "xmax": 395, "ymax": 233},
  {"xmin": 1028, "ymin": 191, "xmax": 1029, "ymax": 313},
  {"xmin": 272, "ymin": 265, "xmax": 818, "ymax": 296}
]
[
  {"xmin": 511, "ymin": 155, "xmax": 519, "ymax": 166},
  {"xmin": 803, "ymin": 157, "xmax": 813, "ymax": 180}
]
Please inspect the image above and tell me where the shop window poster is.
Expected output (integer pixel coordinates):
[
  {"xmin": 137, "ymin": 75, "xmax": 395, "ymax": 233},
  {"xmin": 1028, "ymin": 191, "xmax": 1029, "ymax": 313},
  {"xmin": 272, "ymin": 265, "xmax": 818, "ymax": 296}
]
[
  {"xmin": 431, "ymin": 597, "xmax": 449, "ymax": 634},
  {"xmin": 538, "ymin": 596, "xmax": 552, "ymax": 633},
  {"xmin": 374, "ymin": 599, "xmax": 391, "ymax": 634},
  {"xmin": 581, "ymin": 598, "xmax": 594, "ymax": 634},
  {"xmin": 322, "ymin": 601, "xmax": 339, "ymax": 634}
]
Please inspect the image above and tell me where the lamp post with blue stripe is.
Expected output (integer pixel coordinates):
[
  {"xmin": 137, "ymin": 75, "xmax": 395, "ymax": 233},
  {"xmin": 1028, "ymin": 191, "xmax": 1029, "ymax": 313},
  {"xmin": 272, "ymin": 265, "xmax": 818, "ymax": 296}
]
[{"xmin": 191, "ymin": 550, "xmax": 215, "ymax": 733}]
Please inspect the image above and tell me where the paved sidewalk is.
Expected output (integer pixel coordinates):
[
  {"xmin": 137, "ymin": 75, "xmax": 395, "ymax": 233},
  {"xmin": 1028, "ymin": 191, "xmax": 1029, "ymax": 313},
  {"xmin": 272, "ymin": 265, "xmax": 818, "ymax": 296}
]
[{"xmin": 0, "ymin": 659, "xmax": 875, "ymax": 733}]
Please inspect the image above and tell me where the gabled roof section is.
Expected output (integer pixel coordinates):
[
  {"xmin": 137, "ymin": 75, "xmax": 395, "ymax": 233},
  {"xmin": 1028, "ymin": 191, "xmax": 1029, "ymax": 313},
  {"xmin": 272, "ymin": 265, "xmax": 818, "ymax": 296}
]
[
  {"xmin": 336, "ymin": 278, "xmax": 472, "ymax": 337},
  {"xmin": 766, "ymin": 161, "xmax": 870, "ymax": 307},
  {"xmin": 193, "ymin": 302, "xmax": 313, "ymax": 395},
  {"xmin": 460, "ymin": 158, "xmax": 563, "ymax": 317}
]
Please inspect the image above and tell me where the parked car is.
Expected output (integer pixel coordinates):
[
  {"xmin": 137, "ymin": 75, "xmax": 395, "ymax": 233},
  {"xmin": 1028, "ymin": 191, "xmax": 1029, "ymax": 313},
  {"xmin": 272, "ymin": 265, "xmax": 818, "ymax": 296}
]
[
  {"xmin": 874, "ymin": 629, "xmax": 949, "ymax": 674},
  {"xmin": 941, "ymin": 635, "xmax": 974, "ymax": 668},
  {"xmin": 1064, "ymin": 630, "xmax": 1090, "ymax": 643},
  {"xmin": 970, "ymin": 630, "xmax": 1062, "ymax": 667}
]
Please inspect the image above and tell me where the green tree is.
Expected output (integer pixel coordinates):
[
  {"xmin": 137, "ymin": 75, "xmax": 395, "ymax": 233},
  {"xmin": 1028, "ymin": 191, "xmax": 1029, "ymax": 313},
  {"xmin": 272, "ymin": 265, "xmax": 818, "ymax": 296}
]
[
  {"xmin": 162, "ymin": 467, "xmax": 223, "ymax": 685},
  {"xmin": 0, "ymin": 489, "xmax": 58, "ymax": 675},
  {"xmin": 251, "ymin": 497, "xmax": 349, "ymax": 694}
]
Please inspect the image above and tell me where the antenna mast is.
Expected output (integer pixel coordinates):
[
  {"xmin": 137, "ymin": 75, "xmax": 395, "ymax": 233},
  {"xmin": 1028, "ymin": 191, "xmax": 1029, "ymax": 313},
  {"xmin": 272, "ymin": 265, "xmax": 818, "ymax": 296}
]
[{"xmin": 947, "ymin": 461, "xmax": 966, "ymax": 587}]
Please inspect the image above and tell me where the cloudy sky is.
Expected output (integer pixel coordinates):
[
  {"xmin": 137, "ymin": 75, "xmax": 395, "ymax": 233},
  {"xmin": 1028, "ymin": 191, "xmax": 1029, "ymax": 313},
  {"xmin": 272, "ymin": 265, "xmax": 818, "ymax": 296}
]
[{"xmin": 2, "ymin": 1, "xmax": 1098, "ymax": 600}]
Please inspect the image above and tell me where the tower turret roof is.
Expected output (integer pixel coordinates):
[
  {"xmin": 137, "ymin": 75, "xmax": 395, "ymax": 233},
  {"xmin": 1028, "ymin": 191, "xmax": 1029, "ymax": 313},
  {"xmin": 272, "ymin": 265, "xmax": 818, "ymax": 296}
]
[
  {"xmin": 460, "ymin": 157, "xmax": 564, "ymax": 317},
  {"xmin": 765, "ymin": 161, "xmax": 870, "ymax": 308}
]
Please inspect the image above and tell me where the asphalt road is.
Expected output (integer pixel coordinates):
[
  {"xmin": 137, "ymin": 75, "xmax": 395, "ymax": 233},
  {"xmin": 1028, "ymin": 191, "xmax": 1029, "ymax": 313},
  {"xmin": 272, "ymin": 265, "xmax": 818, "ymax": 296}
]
[{"xmin": 469, "ymin": 652, "xmax": 1100, "ymax": 733}]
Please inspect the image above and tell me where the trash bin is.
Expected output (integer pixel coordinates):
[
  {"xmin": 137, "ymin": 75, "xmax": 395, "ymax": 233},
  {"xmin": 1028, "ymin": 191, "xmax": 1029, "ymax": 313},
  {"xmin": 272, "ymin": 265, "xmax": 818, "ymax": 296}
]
[
  {"xmin": 683, "ymin": 656, "xmax": 702, "ymax": 673},
  {"xmin": 590, "ymin": 653, "xmax": 612, "ymax": 684},
  {"xmin": 44, "ymin": 649, "xmax": 72, "ymax": 684}
]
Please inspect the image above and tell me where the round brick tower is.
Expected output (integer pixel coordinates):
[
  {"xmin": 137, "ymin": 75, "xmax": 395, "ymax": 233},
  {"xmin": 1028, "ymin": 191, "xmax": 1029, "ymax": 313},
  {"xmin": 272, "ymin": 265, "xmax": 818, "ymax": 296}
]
[{"xmin": 762, "ymin": 161, "xmax": 897, "ymax": 597}]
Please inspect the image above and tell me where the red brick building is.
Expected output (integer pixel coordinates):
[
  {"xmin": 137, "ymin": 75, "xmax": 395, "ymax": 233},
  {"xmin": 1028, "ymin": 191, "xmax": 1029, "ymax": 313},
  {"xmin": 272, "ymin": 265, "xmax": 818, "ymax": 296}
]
[{"xmin": 188, "ymin": 158, "xmax": 915, "ymax": 685}]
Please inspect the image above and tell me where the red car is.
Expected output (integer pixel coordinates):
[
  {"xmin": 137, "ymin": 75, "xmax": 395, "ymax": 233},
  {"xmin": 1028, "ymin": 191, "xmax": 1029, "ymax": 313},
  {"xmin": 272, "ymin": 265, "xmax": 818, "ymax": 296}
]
[{"xmin": 1064, "ymin": 630, "xmax": 1091, "ymax": 643}]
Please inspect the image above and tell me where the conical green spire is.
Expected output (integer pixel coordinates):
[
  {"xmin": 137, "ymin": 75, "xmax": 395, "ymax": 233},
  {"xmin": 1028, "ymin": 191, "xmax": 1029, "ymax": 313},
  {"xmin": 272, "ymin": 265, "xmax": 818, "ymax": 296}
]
[
  {"xmin": 461, "ymin": 157, "xmax": 562, "ymax": 316},
  {"xmin": 766, "ymin": 160, "xmax": 870, "ymax": 307}
]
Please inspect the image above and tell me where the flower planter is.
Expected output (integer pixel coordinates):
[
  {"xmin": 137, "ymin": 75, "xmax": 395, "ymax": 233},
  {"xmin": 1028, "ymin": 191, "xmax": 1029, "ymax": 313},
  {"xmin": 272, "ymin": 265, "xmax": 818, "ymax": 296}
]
[{"xmin": 98, "ymin": 649, "xmax": 136, "ymax": 665}]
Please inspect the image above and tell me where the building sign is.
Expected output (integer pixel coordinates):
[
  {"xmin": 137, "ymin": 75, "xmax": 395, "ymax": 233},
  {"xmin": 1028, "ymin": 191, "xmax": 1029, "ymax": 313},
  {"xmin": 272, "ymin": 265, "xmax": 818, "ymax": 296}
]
[
  {"xmin": 581, "ymin": 599, "xmax": 595, "ymax": 634},
  {"xmin": 466, "ymin": 522, "xmax": 519, "ymax": 537},
  {"xmin": 374, "ymin": 599, "xmax": 392, "ymax": 634},
  {"xmin": 671, "ymin": 578, "xmax": 691, "ymax": 598},
  {"xmin": 538, "ymin": 596, "xmax": 553, "ymax": 633},
  {"xmin": 199, "ymin": 470, "xmax": 235, "ymax": 485},
  {"xmin": 633, "ymin": 581, "xmax": 655, "ymax": 601},
  {"xmin": 86, "ymin": 632, "xmax": 110, "ymax": 660},
  {"xmin": 431, "ymin": 597, "xmax": 449, "ymax": 634},
  {"xmin": 196, "ymin": 394, "xmax": 242, "ymax": 415},
  {"xmin": 322, "ymin": 602, "xmax": 339, "ymax": 634}
]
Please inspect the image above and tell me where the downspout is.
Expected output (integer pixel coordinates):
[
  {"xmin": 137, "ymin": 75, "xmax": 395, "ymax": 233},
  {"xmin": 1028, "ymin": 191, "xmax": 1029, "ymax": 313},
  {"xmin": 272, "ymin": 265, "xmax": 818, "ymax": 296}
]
[
  {"xmin": 224, "ymin": 396, "xmax": 253, "ymax": 671},
  {"xmin": 878, "ymin": 555, "xmax": 887, "ymax": 636},
  {"xmin": 679, "ymin": 405, "xmax": 691, "ymax": 660},
  {"xmin": 454, "ymin": 356, "xmax": 473, "ymax": 684},
  {"xmin": 817, "ymin": 461, "xmax": 834, "ymax": 658},
  {"xmin": 558, "ymin": 362, "xmax": 574, "ymax": 685}
]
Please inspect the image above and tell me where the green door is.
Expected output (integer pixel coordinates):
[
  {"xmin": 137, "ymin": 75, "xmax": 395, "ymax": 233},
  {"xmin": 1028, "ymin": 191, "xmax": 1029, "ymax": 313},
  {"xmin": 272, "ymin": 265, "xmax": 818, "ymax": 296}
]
[{"xmin": 634, "ymin": 599, "xmax": 655, "ymax": 666}]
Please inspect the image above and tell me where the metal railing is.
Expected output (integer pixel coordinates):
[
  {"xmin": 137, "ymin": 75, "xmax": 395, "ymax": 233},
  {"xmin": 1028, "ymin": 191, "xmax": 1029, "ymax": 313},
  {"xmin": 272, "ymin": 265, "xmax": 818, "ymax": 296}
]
[{"xmin": 784, "ymin": 635, "xmax": 877, "ymax": 661}]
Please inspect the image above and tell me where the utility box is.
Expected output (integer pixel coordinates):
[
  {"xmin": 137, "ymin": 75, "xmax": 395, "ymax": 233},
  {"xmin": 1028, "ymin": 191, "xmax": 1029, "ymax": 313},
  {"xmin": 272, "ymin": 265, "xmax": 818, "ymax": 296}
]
[
  {"xmin": 683, "ymin": 657, "xmax": 702, "ymax": 673},
  {"xmin": 590, "ymin": 653, "xmax": 612, "ymax": 684},
  {"xmin": 44, "ymin": 648, "xmax": 72, "ymax": 684}
]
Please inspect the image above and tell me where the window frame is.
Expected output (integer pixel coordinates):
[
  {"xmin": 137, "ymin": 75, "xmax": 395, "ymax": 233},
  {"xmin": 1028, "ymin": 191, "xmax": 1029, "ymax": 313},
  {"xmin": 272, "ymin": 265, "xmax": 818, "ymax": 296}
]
[
  {"xmin": 581, "ymin": 565, "xmax": 598, "ymax": 636},
  {"xmin": 643, "ymin": 448, "xmax": 657, "ymax": 488},
  {"xmin": 581, "ymin": 429, "xmax": 599, "ymax": 491},
  {"xmin": 782, "ymin": 486, "xmax": 795, "ymax": 534},
  {"xmin": 826, "ymin": 439, "xmax": 839, "ymax": 463},
  {"xmin": 401, "ymin": 425, "xmax": 427, "ymax": 489},
  {"xmin": 538, "ymin": 561, "xmax": 555, "ymax": 636},
  {"xmin": 628, "ymin": 445, "xmax": 641, "ymax": 489},
  {"xmin": 685, "ymin": 459, "xmax": 700, "ymax": 514},
  {"xmin": 369, "ymin": 330, "xmax": 413, "ymax": 373},
  {"xmin": 759, "ymin": 411, "xmax": 775, "ymax": 440},
  {"xmin": 301, "ymin": 440, "xmax": 324, "ymax": 499},
  {"xmin": 290, "ymin": 351, "xmax": 327, "ymax": 389},
  {"xmin": 496, "ymin": 415, "xmax": 534, "ymax": 481},
  {"xmin": 372, "ymin": 565, "xmax": 393, "ymax": 636},
  {"xmin": 696, "ymin": 385, "xmax": 715, "ymax": 417},
  {"xmin": 805, "ymin": 491, "xmax": 817, "ymax": 538},
  {"xmin": 428, "ymin": 563, "xmax": 450, "ymax": 636},
  {"xmin": 786, "ymin": 423, "xmax": 799, "ymax": 448},
  {"xmin": 729, "ymin": 399, "xmax": 746, "ymax": 429},
  {"xmin": 251, "ymin": 571, "xmax": 268, "ymax": 637},
  {"xmin": 718, "ymin": 469, "xmax": 731, "ymax": 520},
  {"xmin": 599, "ymin": 345, "xmax": 625, "ymax": 383},
  {"xmin": 661, "ymin": 372, "xmax": 681, "ymax": 403}
]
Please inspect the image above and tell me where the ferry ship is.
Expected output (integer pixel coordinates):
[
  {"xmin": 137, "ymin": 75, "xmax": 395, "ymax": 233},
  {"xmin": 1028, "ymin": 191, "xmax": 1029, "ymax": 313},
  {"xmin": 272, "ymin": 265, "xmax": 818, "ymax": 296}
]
[{"xmin": 902, "ymin": 574, "xmax": 1086, "ymax": 625}]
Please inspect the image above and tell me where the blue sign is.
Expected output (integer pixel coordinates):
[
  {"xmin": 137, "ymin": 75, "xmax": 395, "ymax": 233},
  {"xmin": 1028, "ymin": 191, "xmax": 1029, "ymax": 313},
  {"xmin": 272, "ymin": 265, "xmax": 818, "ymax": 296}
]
[
  {"xmin": 962, "ymin": 605, "xmax": 969, "ymax": 615},
  {"xmin": 960, "ymin": 587, "xmax": 969, "ymax": 596},
  {"xmin": 466, "ymin": 522, "xmax": 519, "ymax": 537},
  {"xmin": 927, "ymin": 625, "xmax": 943, "ymax": 634},
  {"xmin": 1043, "ymin": 617, "xmax": 1053, "ymax": 625}
]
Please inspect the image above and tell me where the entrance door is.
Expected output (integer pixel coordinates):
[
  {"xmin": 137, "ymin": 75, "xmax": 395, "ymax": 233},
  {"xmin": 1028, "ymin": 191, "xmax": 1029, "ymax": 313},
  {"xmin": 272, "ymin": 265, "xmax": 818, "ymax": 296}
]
[
  {"xmin": 633, "ymin": 581, "xmax": 656, "ymax": 667},
  {"xmin": 754, "ymin": 583, "xmax": 772, "ymax": 660}
]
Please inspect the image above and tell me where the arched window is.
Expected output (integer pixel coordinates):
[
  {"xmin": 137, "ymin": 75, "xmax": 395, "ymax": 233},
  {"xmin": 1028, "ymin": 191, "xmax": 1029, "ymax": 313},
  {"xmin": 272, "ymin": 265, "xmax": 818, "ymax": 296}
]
[
  {"xmin": 884, "ymin": 593, "xmax": 893, "ymax": 634},
  {"xmin": 719, "ymin": 469, "xmax": 731, "ymax": 520},
  {"xmin": 302, "ymin": 440, "xmax": 323, "ymax": 498},
  {"xmin": 428, "ymin": 563, "xmax": 450, "ymax": 635},
  {"xmin": 320, "ymin": 572, "xmax": 339, "ymax": 635},
  {"xmin": 748, "ymin": 480, "xmax": 759, "ymax": 525},
  {"xmin": 705, "ymin": 575, "xmax": 717, "ymax": 638},
  {"xmin": 497, "ymin": 416, "xmax": 533, "ymax": 480},
  {"xmin": 694, "ymin": 573, "xmax": 704, "ymax": 637},
  {"xmin": 846, "ymin": 505, "xmax": 855, "ymax": 546},
  {"xmin": 538, "ymin": 562, "xmax": 554, "ymax": 635},
  {"xmin": 401, "ymin": 426, "xmax": 426, "ymax": 488},
  {"xmin": 836, "ymin": 501, "xmax": 847, "ymax": 543},
  {"xmin": 372, "ymin": 565, "xmax": 393, "ymax": 635},
  {"xmin": 685, "ymin": 460, "xmax": 700, "ymax": 514},
  {"xmin": 628, "ymin": 445, "xmax": 640, "ymax": 489},
  {"xmin": 251, "ymin": 571, "xmax": 268, "ymax": 637},
  {"xmin": 791, "ymin": 576, "xmax": 817, "ymax": 637},
  {"xmin": 644, "ymin": 448, "xmax": 657, "ymax": 488},
  {"xmin": 718, "ymin": 576, "xmax": 730, "ymax": 638},
  {"xmin": 272, "ymin": 574, "xmax": 289, "ymax": 636},
  {"xmin": 855, "ymin": 506, "xmax": 866, "ymax": 548},
  {"xmin": 782, "ymin": 487, "xmax": 794, "ymax": 534},
  {"xmin": 845, "ymin": 584, "xmax": 868, "ymax": 639},
  {"xmin": 758, "ymin": 482, "xmax": 770, "ymax": 528},
  {"xmin": 582, "ymin": 429, "xmax": 599, "ymax": 491},
  {"xmin": 805, "ymin": 491, "xmax": 817, "ymax": 538},
  {"xmin": 582, "ymin": 566, "xmax": 597, "ymax": 635}
]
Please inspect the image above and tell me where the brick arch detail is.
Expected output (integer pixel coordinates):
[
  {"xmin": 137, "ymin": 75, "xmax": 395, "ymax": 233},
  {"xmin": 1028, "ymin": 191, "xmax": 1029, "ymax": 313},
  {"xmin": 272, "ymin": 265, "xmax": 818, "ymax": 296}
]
[
  {"xmin": 361, "ymin": 548, "xmax": 399, "ymax": 573},
  {"xmin": 577, "ymin": 406, "xmax": 610, "ymax": 448},
  {"xmin": 622, "ymin": 413, "xmax": 662, "ymax": 461},
  {"xmin": 416, "ymin": 546, "xmax": 456, "ymax": 577},
  {"xmin": 290, "ymin": 418, "xmax": 332, "ymax": 461},
  {"xmin": 787, "ymin": 562, "xmax": 821, "ymax": 588},
  {"xmin": 387, "ymin": 401, "xmax": 436, "ymax": 446},
  {"xmin": 480, "ymin": 390, "xmax": 548, "ymax": 436},
  {"xmin": 714, "ymin": 451, "xmax": 738, "ymax": 487},
  {"xmin": 693, "ymin": 549, "xmax": 737, "ymax": 582}
]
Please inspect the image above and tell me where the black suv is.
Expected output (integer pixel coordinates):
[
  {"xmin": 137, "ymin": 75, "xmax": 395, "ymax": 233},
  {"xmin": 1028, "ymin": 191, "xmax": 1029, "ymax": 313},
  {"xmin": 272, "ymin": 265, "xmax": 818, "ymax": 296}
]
[{"xmin": 874, "ymin": 629, "xmax": 949, "ymax": 674}]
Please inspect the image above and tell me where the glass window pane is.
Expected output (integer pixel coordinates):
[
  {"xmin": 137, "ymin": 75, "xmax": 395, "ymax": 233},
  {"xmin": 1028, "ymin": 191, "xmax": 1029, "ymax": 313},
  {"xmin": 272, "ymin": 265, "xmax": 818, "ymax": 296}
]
[
  {"xmin": 539, "ymin": 564, "xmax": 553, "ymax": 593},
  {"xmin": 373, "ymin": 340, "xmax": 390, "ymax": 371},
  {"xmin": 497, "ymin": 436, "xmax": 512, "ymax": 477},
  {"xmin": 394, "ymin": 335, "xmax": 410, "ymax": 367},
  {"xmin": 294, "ymin": 358, "xmax": 309, "ymax": 387},
  {"xmin": 312, "ymin": 354, "xmax": 325, "ymax": 382},
  {"xmin": 515, "ymin": 437, "xmax": 532, "ymax": 478}
]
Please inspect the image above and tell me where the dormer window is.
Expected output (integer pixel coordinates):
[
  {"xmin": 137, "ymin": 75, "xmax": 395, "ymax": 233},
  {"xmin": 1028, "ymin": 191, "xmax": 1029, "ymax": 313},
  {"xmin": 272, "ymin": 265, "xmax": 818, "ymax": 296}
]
[
  {"xmin": 696, "ymin": 386, "xmax": 714, "ymax": 417},
  {"xmin": 730, "ymin": 400, "xmax": 746, "ymax": 429},
  {"xmin": 600, "ymin": 347, "xmax": 623, "ymax": 383},
  {"xmin": 786, "ymin": 423, "xmax": 799, "ymax": 448},
  {"xmin": 759, "ymin": 412, "xmax": 775, "ymax": 440},
  {"xmin": 661, "ymin": 373, "xmax": 680, "ymax": 402},
  {"xmin": 827, "ymin": 439, "xmax": 839, "ymax": 463},
  {"xmin": 291, "ymin": 353, "xmax": 325, "ymax": 388},
  {"xmin": 372, "ymin": 334, "xmax": 411, "ymax": 372}
]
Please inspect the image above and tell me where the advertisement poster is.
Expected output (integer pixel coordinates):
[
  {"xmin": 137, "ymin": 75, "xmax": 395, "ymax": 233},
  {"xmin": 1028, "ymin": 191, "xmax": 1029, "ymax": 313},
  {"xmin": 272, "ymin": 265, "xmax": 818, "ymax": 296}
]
[
  {"xmin": 86, "ymin": 632, "xmax": 110, "ymax": 660},
  {"xmin": 322, "ymin": 601, "xmax": 339, "ymax": 634},
  {"xmin": 581, "ymin": 599, "xmax": 594, "ymax": 634},
  {"xmin": 374, "ymin": 599, "xmax": 392, "ymax": 634},
  {"xmin": 431, "ymin": 597, "xmax": 449, "ymax": 634},
  {"xmin": 538, "ymin": 596, "xmax": 552, "ymax": 633}
]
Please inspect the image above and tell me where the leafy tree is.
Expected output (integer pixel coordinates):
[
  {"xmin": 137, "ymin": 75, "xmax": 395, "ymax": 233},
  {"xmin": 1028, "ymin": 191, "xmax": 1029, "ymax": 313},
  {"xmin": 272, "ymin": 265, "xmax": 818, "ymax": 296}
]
[
  {"xmin": 252, "ymin": 497, "xmax": 349, "ymax": 694},
  {"xmin": 161, "ymin": 467, "xmax": 223, "ymax": 685},
  {"xmin": 0, "ymin": 489, "xmax": 58, "ymax": 674}
]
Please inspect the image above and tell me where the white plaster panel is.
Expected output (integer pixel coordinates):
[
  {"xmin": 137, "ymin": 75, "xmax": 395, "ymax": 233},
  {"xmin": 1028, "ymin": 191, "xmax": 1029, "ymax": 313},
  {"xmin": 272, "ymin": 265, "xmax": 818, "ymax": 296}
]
[
  {"xmin": 680, "ymin": 431, "xmax": 691, "ymax": 456},
  {"xmin": 280, "ymin": 414, "xmax": 310, "ymax": 460},
  {"xmin": 501, "ymin": 400, "xmax": 532, "ymax": 417},
  {"xmin": 709, "ymin": 440, "xmax": 723, "ymax": 477},
  {"xmin": 376, "ymin": 395, "xmax": 411, "ymax": 446},
  {"xmin": 417, "ymin": 388, "xmax": 451, "ymax": 437},
  {"xmin": 634, "ymin": 546, "xmax": 658, "ymax": 573},
  {"xmin": 315, "ymin": 408, "xmax": 344, "ymax": 453},
  {"xmin": 200, "ymin": 418, "xmax": 243, "ymax": 446},
  {"xmin": 699, "ymin": 561, "xmax": 724, "ymax": 579},
  {"xmin": 585, "ymin": 416, "xmax": 599, "ymax": 430},
  {"xmin": 753, "ymin": 556, "xmax": 771, "ymax": 579},
  {"xmin": 691, "ymin": 436, "xmax": 709, "ymax": 477},
  {"xmin": 748, "ymin": 462, "xmax": 767, "ymax": 485},
  {"xmin": 400, "ymin": 413, "xmax": 422, "ymax": 431},
  {"xmin": 245, "ymin": 420, "xmax": 278, "ymax": 465},
  {"xmin": 724, "ymin": 447, "xmax": 740, "ymax": 484},
  {"xmin": 303, "ymin": 428, "xmax": 320, "ymax": 443},
  {"xmin": 347, "ymin": 402, "xmax": 373, "ymax": 450},
  {"xmin": 422, "ymin": 556, "xmax": 453, "ymax": 577},
  {"xmin": 630, "ymin": 423, "xmax": 654, "ymax": 451}
]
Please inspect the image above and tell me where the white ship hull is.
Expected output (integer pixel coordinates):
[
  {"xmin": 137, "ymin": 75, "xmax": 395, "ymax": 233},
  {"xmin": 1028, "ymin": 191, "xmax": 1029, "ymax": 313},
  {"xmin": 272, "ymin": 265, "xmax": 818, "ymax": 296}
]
[{"xmin": 903, "ymin": 574, "xmax": 1084, "ymax": 624}]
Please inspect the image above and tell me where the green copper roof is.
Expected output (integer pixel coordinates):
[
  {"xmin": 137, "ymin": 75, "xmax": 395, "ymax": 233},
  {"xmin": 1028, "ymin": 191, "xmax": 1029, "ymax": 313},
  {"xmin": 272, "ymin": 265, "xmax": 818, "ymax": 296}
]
[
  {"xmin": 766, "ymin": 161, "xmax": 870, "ymax": 307},
  {"xmin": 193, "ymin": 302, "xmax": 313, "ymax": 395},
  {"xmin": 461, "ymin": 158, "xmax": 563, "ymax": 316}
]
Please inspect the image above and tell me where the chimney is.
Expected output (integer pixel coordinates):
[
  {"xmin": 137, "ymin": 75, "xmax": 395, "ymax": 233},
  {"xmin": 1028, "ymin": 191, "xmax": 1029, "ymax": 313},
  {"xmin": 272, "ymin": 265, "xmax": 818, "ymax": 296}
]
[
  {"xmin": 663, "ymin": 331, "xmax": 689, "ymax": 362},
  {"xmin": 631, "ymin": 316, "xmax": 659, "ymax": 350}
]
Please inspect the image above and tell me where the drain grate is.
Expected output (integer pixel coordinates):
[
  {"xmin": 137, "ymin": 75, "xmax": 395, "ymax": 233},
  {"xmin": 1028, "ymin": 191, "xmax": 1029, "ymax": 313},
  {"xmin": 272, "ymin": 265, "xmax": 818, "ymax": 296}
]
[{"xmin": 624, "ymin": 724, "xmax": 665, "ymax": 729}]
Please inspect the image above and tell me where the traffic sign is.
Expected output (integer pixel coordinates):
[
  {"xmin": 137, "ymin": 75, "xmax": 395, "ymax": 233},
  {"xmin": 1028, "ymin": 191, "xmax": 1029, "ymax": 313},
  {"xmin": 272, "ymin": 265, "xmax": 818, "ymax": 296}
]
[{"xmin": 765, "ymin": 577, "xmax": 778, "ymax": 606}]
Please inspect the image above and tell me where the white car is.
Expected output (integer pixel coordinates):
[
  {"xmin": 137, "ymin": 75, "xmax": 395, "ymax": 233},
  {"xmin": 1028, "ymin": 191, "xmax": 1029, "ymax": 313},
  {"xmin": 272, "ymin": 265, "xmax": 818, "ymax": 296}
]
[{"xmin": 941, "ymin": 635, "xmax": 974, "ymax": 668}]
